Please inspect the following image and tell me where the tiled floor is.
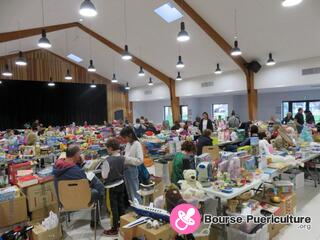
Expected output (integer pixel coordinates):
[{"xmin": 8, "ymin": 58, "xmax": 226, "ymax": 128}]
[{"xmin": 63, "ymin": 180, "xmax": 320, "ymax": 240}]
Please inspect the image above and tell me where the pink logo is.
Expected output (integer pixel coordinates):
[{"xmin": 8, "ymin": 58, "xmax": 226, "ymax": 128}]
[{"xmin": 170, "ymin": 203, "xmax": 201, "ymax": 234}]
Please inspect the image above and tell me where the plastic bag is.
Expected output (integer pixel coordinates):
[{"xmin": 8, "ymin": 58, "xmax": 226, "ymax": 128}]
[{"xmin": 42, "ymin": 211, "xmax": 59, "ymax": 230}]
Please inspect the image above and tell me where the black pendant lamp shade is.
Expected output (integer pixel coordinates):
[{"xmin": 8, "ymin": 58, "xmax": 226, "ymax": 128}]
[
  {"xmin": 112, "ymin": 73, "xmax": 118, "ymax": 83},
  {"xmin": 38, "ymin": 29, "xmax": 52, "ymax": 49},
  {"xmin": 2, "ymin": 64, "xmax": 12, "ymax": 77},
  {"xmin": 79, "ymin": 0, "xmax": 97, "ymax": 17},
  {"xmin": 230, "ymin": 40, "xmax": 242, "ymax": 56},
  {"xmin": 266, "ymin": 53, "xmax": 276, "ymax": 66},
  {"xmin": 65, "ymin": 69, "xmax": 72, "ymax": 80},
  {"xmin": 15, "ymin": 51, "xmax": 27, "ymax": 66},
  {"xmin": 176, "ymin": 55, "xmax": 184, "ymax": 68},
  {"xmin": 176, "ymin": 72, "xmax": 182, "ymax": 81},
  {"xmin": 214, "ymin": 63, "xmax": 222, "ymax": 74},
  {"xmin": 88, "ymin": 59, "xmax": 96, "ymax": 72},
  {"xmin": 125, "ymin": 82, "xmax": 130, "ymax": 90},
  {"xmin": 177, "ymin": 22, "xmax": 190, "ymax": 42},
  {"xmin": 122, "ymin": 45, "xmax": 132, "ymax": 60},
  {"xmin": 148, "ymin": 77, "xmax": 154, "ymax": 86},
  {"xmin": 138, "ymin": 66, "xmax": 145, "ymax": 77},
  {"xmin": 48, "ymin": 77, "xmax": 55, "ymax": 87},
  {"xmin": 90, "ymin": 80, "xmax": 97, "ymax": 88}
]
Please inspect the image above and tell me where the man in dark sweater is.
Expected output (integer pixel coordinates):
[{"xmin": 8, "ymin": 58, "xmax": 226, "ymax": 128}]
[
  {"xmin": 53, "ymin": 145, "xmax": 105, "ymax": 227},
  {"xmin": 196, "ymin": 129, "xmax": 213, "ymax": 155},
  {"xmin": 294, "ymin": 108, "xmax": 305, "ymax": 134},
  {"xmin": 101, "ymin": 138, "xmax": 125, "ymax": 236}
]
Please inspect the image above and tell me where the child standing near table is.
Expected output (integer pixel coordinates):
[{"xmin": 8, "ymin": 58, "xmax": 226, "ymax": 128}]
[{"xmin": 102, "ymin": 138, "xmax": 125, "ymax": 236}]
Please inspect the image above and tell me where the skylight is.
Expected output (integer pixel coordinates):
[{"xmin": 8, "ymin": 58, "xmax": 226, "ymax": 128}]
[
  {"xmin": 67, "ymin": 53, "xmax": 83, "ymax": 63},
  {"xmin": 154, "ymin": 3, "xmax": 183, "ymax": 23}
]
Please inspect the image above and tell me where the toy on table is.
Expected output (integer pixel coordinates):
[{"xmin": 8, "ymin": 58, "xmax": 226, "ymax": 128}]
[
  {"xmin": 196, "ymin": 162, "xmax": 213, "ymax": 187},
  {"xmin": 270, "ymin": 187, "xmax": 281, "ymax": 204},
  {"xmin": 180, "ymin": 169, "xmax": 205, "ymax": 199}
]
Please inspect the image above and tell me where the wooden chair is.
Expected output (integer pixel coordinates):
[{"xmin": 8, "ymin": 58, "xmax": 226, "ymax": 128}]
[{"xmin": 58, "ymin": 179, "xmax": 98, "ymax": 240}]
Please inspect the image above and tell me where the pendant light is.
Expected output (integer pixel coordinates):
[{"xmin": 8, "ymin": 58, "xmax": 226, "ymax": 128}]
[
  {"xmin": 48, "ymin": 77, "xmax": 55, "ymax": 87},
  {"xmin": 176, "ymin": 72, "xmax": 182, "ymax": 81},
  {"xmin": 38, "ymin": 0, "xmax": 51, "ymax": 49},
  {"xmin": 0, "ymin": 81, "xmax": 2, "ymax": 84},
  {"xmin": 230, "ymin": 9, "xmax": 241, "ymax": 57},
  {"xmin": 266, "ymin": 53, "xmax": 276, "ymax": 66},
  {"xmin": 2, "ymin": 64, "xmax": 12, "ymax": 77},
  {"xmin": 177, "ymin": 22, "xmax": 190, "ymax": 42},
  {"xmin": 90, "ymin": 80, "xmax": 97, "ymax": 88},
  {"xmin": 231, "ymin": 40, "xmax": 242, "ymax": 56},
  {"xmin": 79, "ymin": 0, "xmax": 97, "ymax": 17},
  {"xmin": 138, "ymin": 66, "xmax": 145, "ymax": 77},
  {"xmin": 282, "ymin": 0, "xmax": 303, "ymax": 7},
  {"xmin": 38, "ymin": 29, "xmax": 51, "ymax": 49},
  {"xmin": 88, "ymin": 59, "xmax": 96, "ymax": 72},
  {"xmin": 121, "ymin": 0, "xmax": 132, "ymax": 61},
  {"xmin": 121, "ymin": 45, "xmax": 132, "ymax": 60},
  {"xmin": 148, "ymin": 77, "xmax": 154, "ymax": 86},
  {"xmin": 15, "ymin": 51, "xmax": 27, "ymax": 66},
  {"xmin": 65, "ymin": 69, "xmax": 72, "ymax": 80},
  {"xmin": 111, "ymin": 73, "xmax": 118, "ymax": 83},
  {"xmin": 214, "ymin": 63, "xmax": 222, "ymax": 74},
  {"xmin": 176, "ymin": 56, "xmax": 185, "ymax": 68},
  {"xmin": 125, "ymin": 82, "xmax": 130, "ymax": 90}
]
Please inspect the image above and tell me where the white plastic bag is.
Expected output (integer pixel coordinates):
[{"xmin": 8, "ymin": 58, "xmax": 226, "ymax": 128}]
[{"xmin": 42, "ymin": 211, "xmax": 59, "ymax": 230}]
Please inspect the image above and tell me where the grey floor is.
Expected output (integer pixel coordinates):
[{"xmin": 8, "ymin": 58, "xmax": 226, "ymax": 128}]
[{"xmin": 63, "ymin": 180, "xmax": 320, "ymax": 240}]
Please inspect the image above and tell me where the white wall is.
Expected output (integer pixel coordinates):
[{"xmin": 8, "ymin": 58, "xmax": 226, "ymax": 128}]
[
  {"xmin": 129, "ymin": 83, "xmax": 170, "ymax": 102},
  {"xmin": 176, "ymin": 71, "xmax": 246, "ymax": 97}
]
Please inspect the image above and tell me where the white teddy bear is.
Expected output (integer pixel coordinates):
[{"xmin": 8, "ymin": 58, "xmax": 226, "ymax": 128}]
[{"xmin": 180, "ymin": 169, "xmax": 205, "ymax": 199}]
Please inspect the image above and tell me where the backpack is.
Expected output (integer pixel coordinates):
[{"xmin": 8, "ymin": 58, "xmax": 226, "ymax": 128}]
[{"xmin": 137, "ymin": 163, "xmax": 150, "ymax": 185}]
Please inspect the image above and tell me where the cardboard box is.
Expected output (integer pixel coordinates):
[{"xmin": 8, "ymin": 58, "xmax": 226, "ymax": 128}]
[
  {"xmin": 31, "ymin": 203, "xmax": 59, "ymax": 221},
  {"xmin": 282, "ymin": 170, "xmax": 304, "ymax": 189},
  {"xmin": 32, "ymin": 223, "xmax": 62, "ymax": 240},
  {"xmin": 120, "ymin": 212, "xmax": 176, "ymax": 240},
  {"xmin": 25, "ymin": 180, "xmax": 57, "ymax": 212},
  {"xmin": 0, "ymin": 190, "xmax": 28, "ymax": 227},
  {"xmin": 282, "ymin": 192, "xmax": 296, "ymax": 215},
  {"xmin": 120, "ymin": 213, "xmax": 139, "ymax": 240}
]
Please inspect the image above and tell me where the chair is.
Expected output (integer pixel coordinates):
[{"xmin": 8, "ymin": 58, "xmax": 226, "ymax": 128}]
[{"xmin": 58, "ymin": 179, "xmax": 98, "ymax": 240}]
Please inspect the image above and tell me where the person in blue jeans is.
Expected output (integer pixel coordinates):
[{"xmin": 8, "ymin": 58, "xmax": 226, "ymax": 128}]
[
  {"xmin": 120, "ymin": 127, "xmax": 143, "ymax": 203},
  {"xmin": 53, "ymin": 145, "xmax": 105, "ymax": 228}
]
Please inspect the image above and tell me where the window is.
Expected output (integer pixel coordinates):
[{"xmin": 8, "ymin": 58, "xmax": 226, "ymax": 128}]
[
  {"xmin": 212, "ymin": 104, "xmax": 229, "ymax": 120},
  {"xmin": 154, "ymin": 3, "xmax": 183, "ymax": 23},
  {"xmin": 164, "ymin": 106, "xmax": 173, "ymax": 126},
  {"xmin": 309, "ymin": 101, "xmax": 320, "ymax": 123},
  {"xmin": 282, "ymin": 102, "xmax": 289, "ymax": 119},
  {"xmin": 281, "ymin": 100, "xmax": 320, "ymax": 123},
  {"xmin": 180, "ymin": 105, "xmax": 188, "ymax": 121}
]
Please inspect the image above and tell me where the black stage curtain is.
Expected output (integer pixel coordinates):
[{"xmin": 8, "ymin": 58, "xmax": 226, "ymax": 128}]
[{"xmin": 0, "ymin": 80, "xmax": 107, "ymax": 130}]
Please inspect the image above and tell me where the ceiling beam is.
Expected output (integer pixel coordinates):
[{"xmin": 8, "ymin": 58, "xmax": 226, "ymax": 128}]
[
  {"xmin": 0, "ymin": 22, "xmax": 78, "ymax": 43},
  {"xmin": 76, "ymin": 23, "xmax": 173, "ymax": 87},
  {"xmin": 173, "ymin": 0, "xmax": 248, "ymax": 74}
]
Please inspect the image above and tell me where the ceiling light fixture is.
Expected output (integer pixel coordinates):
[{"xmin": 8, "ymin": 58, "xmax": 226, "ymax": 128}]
[
  {"xmin": 230, "ymin": 9, "xmax": 242, "ymax": 56},
  {"xmin": 38, "ymin": 29, "xmax": 51, "ymax": 49},
  {"xmin": 176, "ymin": 55, "xmax": 184, "ymax": 68},
  {"xmin": 230, "ymin": 40, "xmax": 242, "ymax": 56},
  {"xmin": 88, "ymin": 59, "xmax": 96, "ymax": 72},
  {"xmin": 48, "ymin": 77, "xmax": 55, "ymax": 87},
  {"xmin": 15, "ymin": 51, "xmax": 27, "ymax": 66},
  {"xmin": 90, "ymin": 80, "xmax": 97, "ymax": 88},
  {"xmin": 177, "ymin": 22, "xmax": 190, "ymax": 42},
  {"xmin": 266, "ymin": 53, "xmax": 276, "ymax": 66},
  {"xmin": 122, "ymin": 45, "xmax": 132, "ymax": 60},
  {"xmin": 214, "ymin": 63, "xmax": 222, "ymax": 74},
  {"xmin": 282, "ymin": 0, "xmax": 303, "ymax": 7},
  {"xmin": 38, "ymin": 0, "xmax": 51, "ymax": 48},
  {"xmin": 176, "ymin": 72, "xmax": 182, "ymax": 81},
  {"xmin": 148, "ymin": 77, "xmax": 154, "ymax": 86},
  {"xmin": 138, "ymin": 66, "xmax": 145, "ymax": 77},
  {"xmin": 65, "ymin": 69, "xmax": 72, "ymax": 80},
  {"xmin": 79, "ymin": 0, "xmax": 97, "ymax": 17},
  {"xmin": 0, "ymin": 81, "xmax": 2, "ymax": 84},
  {"xmin": 125, "ymin": 82, "xmax": 130, "ymax": 90},
  {"xmin": 2, "ymin": 64, "xmax": 12, "ymax": 77},
  {"xmin": 111, "ymin": 73, "xmax": 118, "ymax": 83}
]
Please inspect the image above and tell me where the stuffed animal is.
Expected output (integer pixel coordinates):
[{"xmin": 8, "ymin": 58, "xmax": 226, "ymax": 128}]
[
  {"xmin": 164, "ymin": 184, "xmax": 186, "ymax": 212},
  {"xmin": 180, "ymin": 169, "xmax": 205, "ymax": 199}
]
